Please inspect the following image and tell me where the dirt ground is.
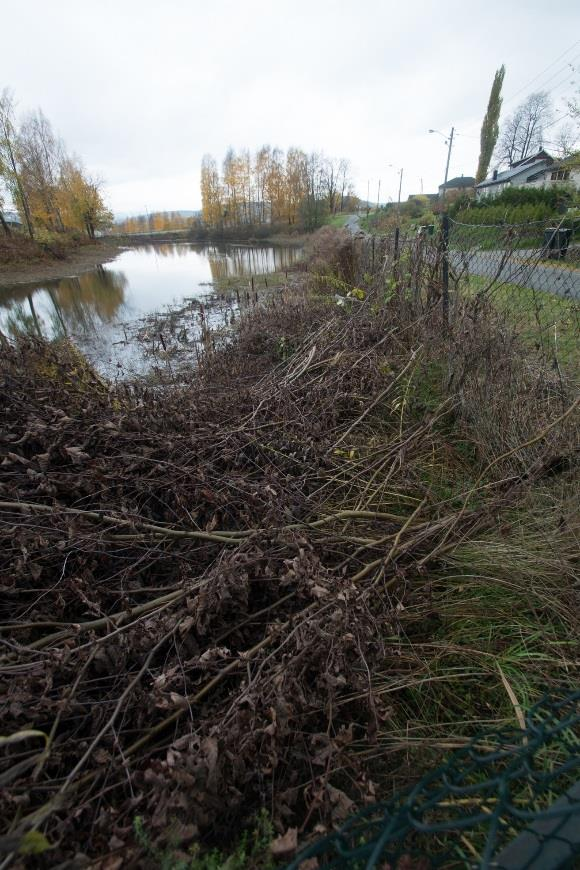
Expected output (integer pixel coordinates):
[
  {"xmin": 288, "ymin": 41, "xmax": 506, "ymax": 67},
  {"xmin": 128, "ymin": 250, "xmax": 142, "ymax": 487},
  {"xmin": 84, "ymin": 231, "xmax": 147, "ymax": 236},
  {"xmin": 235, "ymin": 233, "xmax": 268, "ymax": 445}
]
[{"xmin": 0, "ymin": 241, "xmax": 124, "ymax": 286}]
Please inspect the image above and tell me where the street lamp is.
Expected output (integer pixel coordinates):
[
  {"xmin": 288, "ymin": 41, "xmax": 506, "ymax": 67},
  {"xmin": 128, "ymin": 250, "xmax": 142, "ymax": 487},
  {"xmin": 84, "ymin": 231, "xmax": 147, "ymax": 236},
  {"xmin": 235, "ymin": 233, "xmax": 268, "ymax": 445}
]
[
  {"xmin": 388, "ymin": 164, "xmax": 404, "ymax": 215},
  {"xmin": 429, "ymin": 127, "xmax": 455, "ymax": 202}
]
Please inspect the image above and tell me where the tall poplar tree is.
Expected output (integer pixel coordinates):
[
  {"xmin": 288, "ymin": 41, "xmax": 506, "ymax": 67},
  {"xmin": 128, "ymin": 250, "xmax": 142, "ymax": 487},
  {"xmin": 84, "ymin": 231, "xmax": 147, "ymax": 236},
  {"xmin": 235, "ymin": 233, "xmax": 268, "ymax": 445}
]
[{"xmin": 476, "ymin": 65, "xmax": 505, "ymax": 183}]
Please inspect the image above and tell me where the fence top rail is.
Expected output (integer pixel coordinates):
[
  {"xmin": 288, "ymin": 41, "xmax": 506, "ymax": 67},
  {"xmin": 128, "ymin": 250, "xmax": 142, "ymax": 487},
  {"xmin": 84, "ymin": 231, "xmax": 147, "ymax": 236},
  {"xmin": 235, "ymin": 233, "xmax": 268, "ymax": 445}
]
[{"xmin": 449, "ymin": 216, "xmax": 574, "ymax": 231}]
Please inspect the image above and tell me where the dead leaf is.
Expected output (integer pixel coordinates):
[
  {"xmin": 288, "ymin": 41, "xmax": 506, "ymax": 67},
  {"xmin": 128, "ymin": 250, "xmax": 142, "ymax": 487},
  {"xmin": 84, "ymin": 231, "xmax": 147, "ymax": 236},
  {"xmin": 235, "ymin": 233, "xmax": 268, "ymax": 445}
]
[
  {"xmin": 64, "ymin": 446, "xmax": 90, "ymax": 464},
  {"xmin": 327, "ymin": 785, "xmax": 355, "ymax": 822},
  {"xmin": 270, "ymin": 827, "xmax": 298, "ymax": 859}
]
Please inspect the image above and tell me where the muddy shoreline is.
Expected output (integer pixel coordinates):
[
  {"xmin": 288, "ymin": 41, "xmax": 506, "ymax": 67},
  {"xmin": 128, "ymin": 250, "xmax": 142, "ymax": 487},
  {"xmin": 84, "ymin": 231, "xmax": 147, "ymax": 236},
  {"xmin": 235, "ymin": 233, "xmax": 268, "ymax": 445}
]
[
  {"xmin": 0, "ymin": 242, "xmax": 125, "ymax": 287},
  {"xmin": 0, "ymin": 232, "xmax": 305, "ymax": 288}
]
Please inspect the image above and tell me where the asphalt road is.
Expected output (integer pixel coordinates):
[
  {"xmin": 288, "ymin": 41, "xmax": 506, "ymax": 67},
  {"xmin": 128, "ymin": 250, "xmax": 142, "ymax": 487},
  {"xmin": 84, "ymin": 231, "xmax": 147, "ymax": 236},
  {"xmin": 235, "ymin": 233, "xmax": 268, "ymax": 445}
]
[
  {"xmin": 344, "ymin": 213, "xmax": 363, "ymax": 234},
  {"xmin": 450, "ymin": 250, "xmax": 580, "ymax": 300},
  {"xmin": 341, "ymin": 215, "xmax": 579, "ymax": 300}
]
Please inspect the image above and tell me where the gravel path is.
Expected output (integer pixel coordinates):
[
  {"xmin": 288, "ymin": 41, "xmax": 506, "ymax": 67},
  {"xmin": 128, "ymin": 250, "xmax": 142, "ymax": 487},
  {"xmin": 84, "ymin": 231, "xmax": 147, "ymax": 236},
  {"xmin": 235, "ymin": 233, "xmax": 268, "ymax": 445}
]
[{"xmin": 344, "ymin": 214, "xmax": 363, "ymax": 234}]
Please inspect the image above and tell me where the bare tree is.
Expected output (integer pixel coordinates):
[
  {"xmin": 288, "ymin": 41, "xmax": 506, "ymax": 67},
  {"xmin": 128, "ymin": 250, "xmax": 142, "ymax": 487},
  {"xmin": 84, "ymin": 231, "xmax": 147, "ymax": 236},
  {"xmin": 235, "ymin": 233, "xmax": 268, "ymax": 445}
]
[
  {"xmin": 496, "ymin": 91, "xmax": 554, "ymax": 166},
  {"xmin": 323, "ymin": 156, "xmax": 338, "ymax": 215},
  {"xmin": 337, "ymin": 158, "xmax": 351, "ymax": 213},
  {"xmin": 551, "ymin": 122, "xmax": 578, "ymax": 159},
  {"xmin": 19, "ymin": 109, "xmax": 65, "ymax": 231},
  {"xmin": 0, "ymin": 88, "xmax": 34, "ymax": 238}
]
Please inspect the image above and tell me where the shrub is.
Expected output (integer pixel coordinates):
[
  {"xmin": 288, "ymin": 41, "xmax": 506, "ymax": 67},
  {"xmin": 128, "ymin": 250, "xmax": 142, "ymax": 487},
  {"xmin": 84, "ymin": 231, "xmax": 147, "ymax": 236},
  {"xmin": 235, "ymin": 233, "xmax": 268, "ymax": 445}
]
[
  {"xmin": 453, "ymin": 185, "xmax": 574, "ymax": 226},
  {"xmin": 303, "ymin": 225, "xmax": 355, "ymax": 282}
]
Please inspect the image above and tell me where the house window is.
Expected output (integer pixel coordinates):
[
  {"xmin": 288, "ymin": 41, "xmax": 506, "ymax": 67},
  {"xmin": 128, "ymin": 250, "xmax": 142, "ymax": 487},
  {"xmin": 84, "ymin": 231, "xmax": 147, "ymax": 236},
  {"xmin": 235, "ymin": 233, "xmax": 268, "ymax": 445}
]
[{"xmin": 550, "ymin": 170, "xmax": 570, "ymax": 181}]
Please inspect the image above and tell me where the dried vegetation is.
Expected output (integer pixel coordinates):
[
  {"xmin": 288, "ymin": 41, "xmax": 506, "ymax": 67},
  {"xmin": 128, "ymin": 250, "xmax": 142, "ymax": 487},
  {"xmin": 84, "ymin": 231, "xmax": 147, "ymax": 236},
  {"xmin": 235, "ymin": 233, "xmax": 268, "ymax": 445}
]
[{"xmin": 0, "ymin": 229, "xmax": 578, "ymax": 867}]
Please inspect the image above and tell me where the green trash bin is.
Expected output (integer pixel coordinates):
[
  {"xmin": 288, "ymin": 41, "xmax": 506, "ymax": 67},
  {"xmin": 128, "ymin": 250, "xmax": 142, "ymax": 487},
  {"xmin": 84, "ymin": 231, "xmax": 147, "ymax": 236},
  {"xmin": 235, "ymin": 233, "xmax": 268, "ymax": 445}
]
[
  {"xmin": 543, "ymin": 227, "xmax": 572, "ymax": 260},
  {"xmin": 417, "ymin": 224, "xmax": 434, "ymax": 237}
]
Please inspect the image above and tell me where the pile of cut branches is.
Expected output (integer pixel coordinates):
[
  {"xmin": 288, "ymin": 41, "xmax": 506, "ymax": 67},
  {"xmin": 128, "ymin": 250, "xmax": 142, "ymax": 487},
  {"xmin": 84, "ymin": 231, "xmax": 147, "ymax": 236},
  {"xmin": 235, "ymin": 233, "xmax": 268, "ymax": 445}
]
[{"xmin": 0, "ymin": 269, "xmax": 578, "ymax": 867}]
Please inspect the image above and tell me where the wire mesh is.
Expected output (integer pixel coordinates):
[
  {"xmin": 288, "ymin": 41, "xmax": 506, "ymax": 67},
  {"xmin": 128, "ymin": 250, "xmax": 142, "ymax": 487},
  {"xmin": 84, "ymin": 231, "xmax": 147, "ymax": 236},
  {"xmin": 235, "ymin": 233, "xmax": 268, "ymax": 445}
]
[
  {"xmin": 446, "ymin": 218, "xmax": 579, "ymax": 367},
  {"xmin": 288, "ymin": 690, "xmax": 580, "ymax": 870},
  {"xmin": 354, "ymin": 217, "xmax": 579, "ymax": 377}
]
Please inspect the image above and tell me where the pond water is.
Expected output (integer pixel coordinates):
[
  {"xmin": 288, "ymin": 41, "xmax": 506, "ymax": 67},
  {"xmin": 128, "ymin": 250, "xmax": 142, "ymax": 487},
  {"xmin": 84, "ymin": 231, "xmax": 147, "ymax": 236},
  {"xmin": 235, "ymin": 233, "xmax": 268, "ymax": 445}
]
[{"xmin": 0, "ymin": 242, "xmax": 301, "ymax": 376}]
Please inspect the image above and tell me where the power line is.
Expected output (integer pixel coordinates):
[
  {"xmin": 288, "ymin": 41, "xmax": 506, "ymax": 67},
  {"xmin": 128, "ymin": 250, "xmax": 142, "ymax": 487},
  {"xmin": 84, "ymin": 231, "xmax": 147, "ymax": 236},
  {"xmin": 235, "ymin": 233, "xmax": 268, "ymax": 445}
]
[
  {"xmin": 461, "ymin": 48, "xmax": 579, "ymax": 137},
  {"xmin": 502, "ymin": 39, "xmax": 580, "ymax": 106},
  {"xmin": 528, "ymin": 55, "xmax": 579, "ymax": 95},
  {"xmin": 542, "ymin": 111, "xmax": 573, "ymax": 133}
]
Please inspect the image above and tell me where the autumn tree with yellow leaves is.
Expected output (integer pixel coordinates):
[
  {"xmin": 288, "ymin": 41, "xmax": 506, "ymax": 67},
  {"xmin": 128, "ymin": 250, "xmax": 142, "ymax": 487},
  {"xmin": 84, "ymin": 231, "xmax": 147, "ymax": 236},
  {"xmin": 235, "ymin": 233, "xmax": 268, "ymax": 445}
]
[
  {"xmin": 115, "ymin": 211, "xmax": 195, "ymax": 234},
  {"xmin": 57, "ymin": 158, "xmax": 112, "ymax": 238},
  {"xmin": 0, "ymin": 87, "xmax": 112, "ymax": 239},
  {"xmin": 200, "ymin": 146, "xmax": 354, "ymax": 230}
]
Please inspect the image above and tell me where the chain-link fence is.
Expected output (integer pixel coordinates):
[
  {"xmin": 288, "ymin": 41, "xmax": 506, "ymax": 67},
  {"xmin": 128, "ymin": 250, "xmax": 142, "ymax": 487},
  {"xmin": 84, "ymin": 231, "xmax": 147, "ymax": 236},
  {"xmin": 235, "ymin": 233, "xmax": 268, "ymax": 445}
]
[
  {"xmin": 351, "ymin": 217, "xmax": 579, "ymax": 376},
  {"xmin": 288, "ymin": 690, "xmax": 580, "ymax": 870}
]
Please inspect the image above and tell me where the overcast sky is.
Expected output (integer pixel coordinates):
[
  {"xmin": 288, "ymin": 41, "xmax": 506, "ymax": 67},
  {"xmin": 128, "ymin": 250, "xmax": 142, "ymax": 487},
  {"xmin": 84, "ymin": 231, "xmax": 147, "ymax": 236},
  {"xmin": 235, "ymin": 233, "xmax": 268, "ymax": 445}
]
[{"xmin": 4, "ymin": 0, "xmax": 579, "ymax": 216}]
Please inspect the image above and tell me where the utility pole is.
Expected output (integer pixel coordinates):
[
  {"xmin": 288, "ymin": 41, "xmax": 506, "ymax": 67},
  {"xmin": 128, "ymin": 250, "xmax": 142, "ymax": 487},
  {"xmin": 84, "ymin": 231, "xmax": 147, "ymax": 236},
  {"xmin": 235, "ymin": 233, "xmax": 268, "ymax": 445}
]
[
  {"xmin": 376, "ymin": 179, "xmax": 381, "ymax": 211},
  {"xmin": 442, "ymin": 127, "xmax": 455, "ymax": 202},
  {"xmin": 397, "ymin": 167, "xmax": 404, "ymax": 216},
  {"xmin": 429, "ymin": 126, "xmax": 455, "ymax": 202}
]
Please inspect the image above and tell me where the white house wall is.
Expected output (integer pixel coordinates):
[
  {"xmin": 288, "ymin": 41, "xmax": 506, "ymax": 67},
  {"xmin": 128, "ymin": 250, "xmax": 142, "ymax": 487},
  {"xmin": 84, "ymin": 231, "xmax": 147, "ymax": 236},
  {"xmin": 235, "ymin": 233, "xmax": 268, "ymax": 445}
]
[{"xmin": 475, "ymin": 160, "xmax": 580, "ymax": 200}]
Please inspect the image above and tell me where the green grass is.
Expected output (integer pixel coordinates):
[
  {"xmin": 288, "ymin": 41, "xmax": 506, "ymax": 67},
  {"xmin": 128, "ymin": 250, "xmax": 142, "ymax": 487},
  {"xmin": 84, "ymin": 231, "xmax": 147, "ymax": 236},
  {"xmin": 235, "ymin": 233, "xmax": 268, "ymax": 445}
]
[
  {"xmin": 210, "ymin": 270, "xmax": 290, "ymax": 294},
  {"xmin": 461, "ymin": 275, "xmax": 579, "ymax": 370},
  {"xmin": 324, "ymin": 213, "xmax": 350, "ymax": 228},
  {"xmin": 134, "ymin": 809, "xmax": 275, "ymax": 869},
  {"xmin": 345, "ymin": 355, "xmax": 580, "ymax": 769}
]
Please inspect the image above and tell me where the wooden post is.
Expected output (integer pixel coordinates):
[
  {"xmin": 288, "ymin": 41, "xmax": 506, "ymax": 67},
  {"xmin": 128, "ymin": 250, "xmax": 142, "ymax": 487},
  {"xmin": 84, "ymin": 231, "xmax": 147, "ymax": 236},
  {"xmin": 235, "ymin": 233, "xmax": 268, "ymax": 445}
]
[{"xmin": 442, "ymin": 213, "xmax": 450, "ymax": 326}]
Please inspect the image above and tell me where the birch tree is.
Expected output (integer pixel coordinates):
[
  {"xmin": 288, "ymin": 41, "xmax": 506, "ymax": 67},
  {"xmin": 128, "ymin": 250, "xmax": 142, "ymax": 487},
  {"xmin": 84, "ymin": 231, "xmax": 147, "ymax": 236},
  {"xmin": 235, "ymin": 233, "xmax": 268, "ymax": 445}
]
[
  {"xmin": 0, "ymin": 88, "xmax": 34, "ymax": 238},
  {"xmin": 18, "ymin": 109, "xmax": 65, "ymax": 231},
  {"xmin": 496, "ymin": 91, "xmax": 553, "ymax": 166}
]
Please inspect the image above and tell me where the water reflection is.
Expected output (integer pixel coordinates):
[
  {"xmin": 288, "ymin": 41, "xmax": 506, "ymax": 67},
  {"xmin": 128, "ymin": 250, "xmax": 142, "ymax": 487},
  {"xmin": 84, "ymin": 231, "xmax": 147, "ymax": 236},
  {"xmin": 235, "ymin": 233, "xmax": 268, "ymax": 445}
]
[
  {"xmin": 0, "ymin": 267, "xmax": 128, "ymax": 340},
  {"xmin": 0, "ymin": 242, "xmax": 301, "ymax": 374},
  {"xmin": 205, "ymin": 244, "xmax": 299, "ymax": 279}
]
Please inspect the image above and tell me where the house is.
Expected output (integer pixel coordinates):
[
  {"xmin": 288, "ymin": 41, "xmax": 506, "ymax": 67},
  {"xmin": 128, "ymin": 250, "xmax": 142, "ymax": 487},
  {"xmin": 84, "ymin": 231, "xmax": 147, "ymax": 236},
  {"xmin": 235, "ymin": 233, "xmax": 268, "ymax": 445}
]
[
  {"xmin": 438, "ymin": 175, "xmax": 475, "ymax": 198},
  {"xmin": 524, "ymin": 153, "xmax": 580, "ymax": 193},
  {"xmin": 2, "ymin": 210, "xmax": 22, "ymax": 229},
  {"xmin": 475, "ymin": 150, "xmax": 556, "ymax": 200}
]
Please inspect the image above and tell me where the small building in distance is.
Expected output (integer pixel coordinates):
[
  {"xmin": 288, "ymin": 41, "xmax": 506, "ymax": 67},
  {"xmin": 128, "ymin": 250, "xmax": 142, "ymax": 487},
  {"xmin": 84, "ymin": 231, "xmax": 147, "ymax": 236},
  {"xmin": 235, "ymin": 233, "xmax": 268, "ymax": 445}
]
[
  {"xmin": 438, "ymin": 175, "xmax": 475, "ymax": 198},
  {"xmin": 2, "ymin": 210, "xmax": 23, "ymax": 229}
]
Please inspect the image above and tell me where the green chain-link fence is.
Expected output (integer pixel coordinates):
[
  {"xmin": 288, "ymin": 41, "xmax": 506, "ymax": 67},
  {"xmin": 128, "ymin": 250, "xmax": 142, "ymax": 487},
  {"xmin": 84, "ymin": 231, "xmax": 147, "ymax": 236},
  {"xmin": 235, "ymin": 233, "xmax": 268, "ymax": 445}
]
[
  {"xmin": 288, "ymin": 690, "xmax": 580, "ymax": 869},
  {"xmin": 351, "ymin": 217, "xmax": 580, "ymax": 377}
]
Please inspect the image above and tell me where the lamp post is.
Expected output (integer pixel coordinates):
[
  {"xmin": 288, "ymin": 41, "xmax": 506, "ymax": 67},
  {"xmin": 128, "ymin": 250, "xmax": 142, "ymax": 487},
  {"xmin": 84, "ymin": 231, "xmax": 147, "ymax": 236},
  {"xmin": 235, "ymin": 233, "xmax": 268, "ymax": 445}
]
[
  {"xmin": 388, "ymin": 164, "xmax": 404, "ymax": 217},
  {"xmin": 429, "ymin": 127, "xmax": 455, "ymax": 202},
  {"xmin": 397, "ymin": 167, "xmax": 404, "ymax": 215}
]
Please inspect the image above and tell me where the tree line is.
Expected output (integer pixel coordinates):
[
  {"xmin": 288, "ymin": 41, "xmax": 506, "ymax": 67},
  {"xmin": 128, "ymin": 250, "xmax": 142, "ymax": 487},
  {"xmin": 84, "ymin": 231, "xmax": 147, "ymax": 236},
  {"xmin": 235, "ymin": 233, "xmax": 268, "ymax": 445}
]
[
  {"xmin": 0, "ymin": 88, "xmax": 112, "ymax": 240},
  {"xmin": 115, "ymin": 211, "xmax": 195, "ymax": 234},
  {"xmin": 201, "ymin": 147, "xmax": 356, "ymax": 230}
]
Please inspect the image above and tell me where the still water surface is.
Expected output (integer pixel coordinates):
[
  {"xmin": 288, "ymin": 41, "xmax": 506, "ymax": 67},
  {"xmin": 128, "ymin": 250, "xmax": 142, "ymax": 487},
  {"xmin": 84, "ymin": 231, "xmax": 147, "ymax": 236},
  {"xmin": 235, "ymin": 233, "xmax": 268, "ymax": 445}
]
[{"xmin": 0, "ymin": 242, "xmax": 301, "ymax": 375}]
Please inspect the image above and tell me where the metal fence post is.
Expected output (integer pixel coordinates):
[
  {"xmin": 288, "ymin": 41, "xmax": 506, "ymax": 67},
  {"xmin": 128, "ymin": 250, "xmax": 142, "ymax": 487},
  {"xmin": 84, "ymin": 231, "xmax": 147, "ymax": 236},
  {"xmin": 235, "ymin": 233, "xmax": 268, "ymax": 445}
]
[
  {"xmin": 393, "ymin": 226, "xmax": 400, "ymax": 286},
  {"xmin": 441, "ymin": 213, "xmax": 449, "ymax": 325}
]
